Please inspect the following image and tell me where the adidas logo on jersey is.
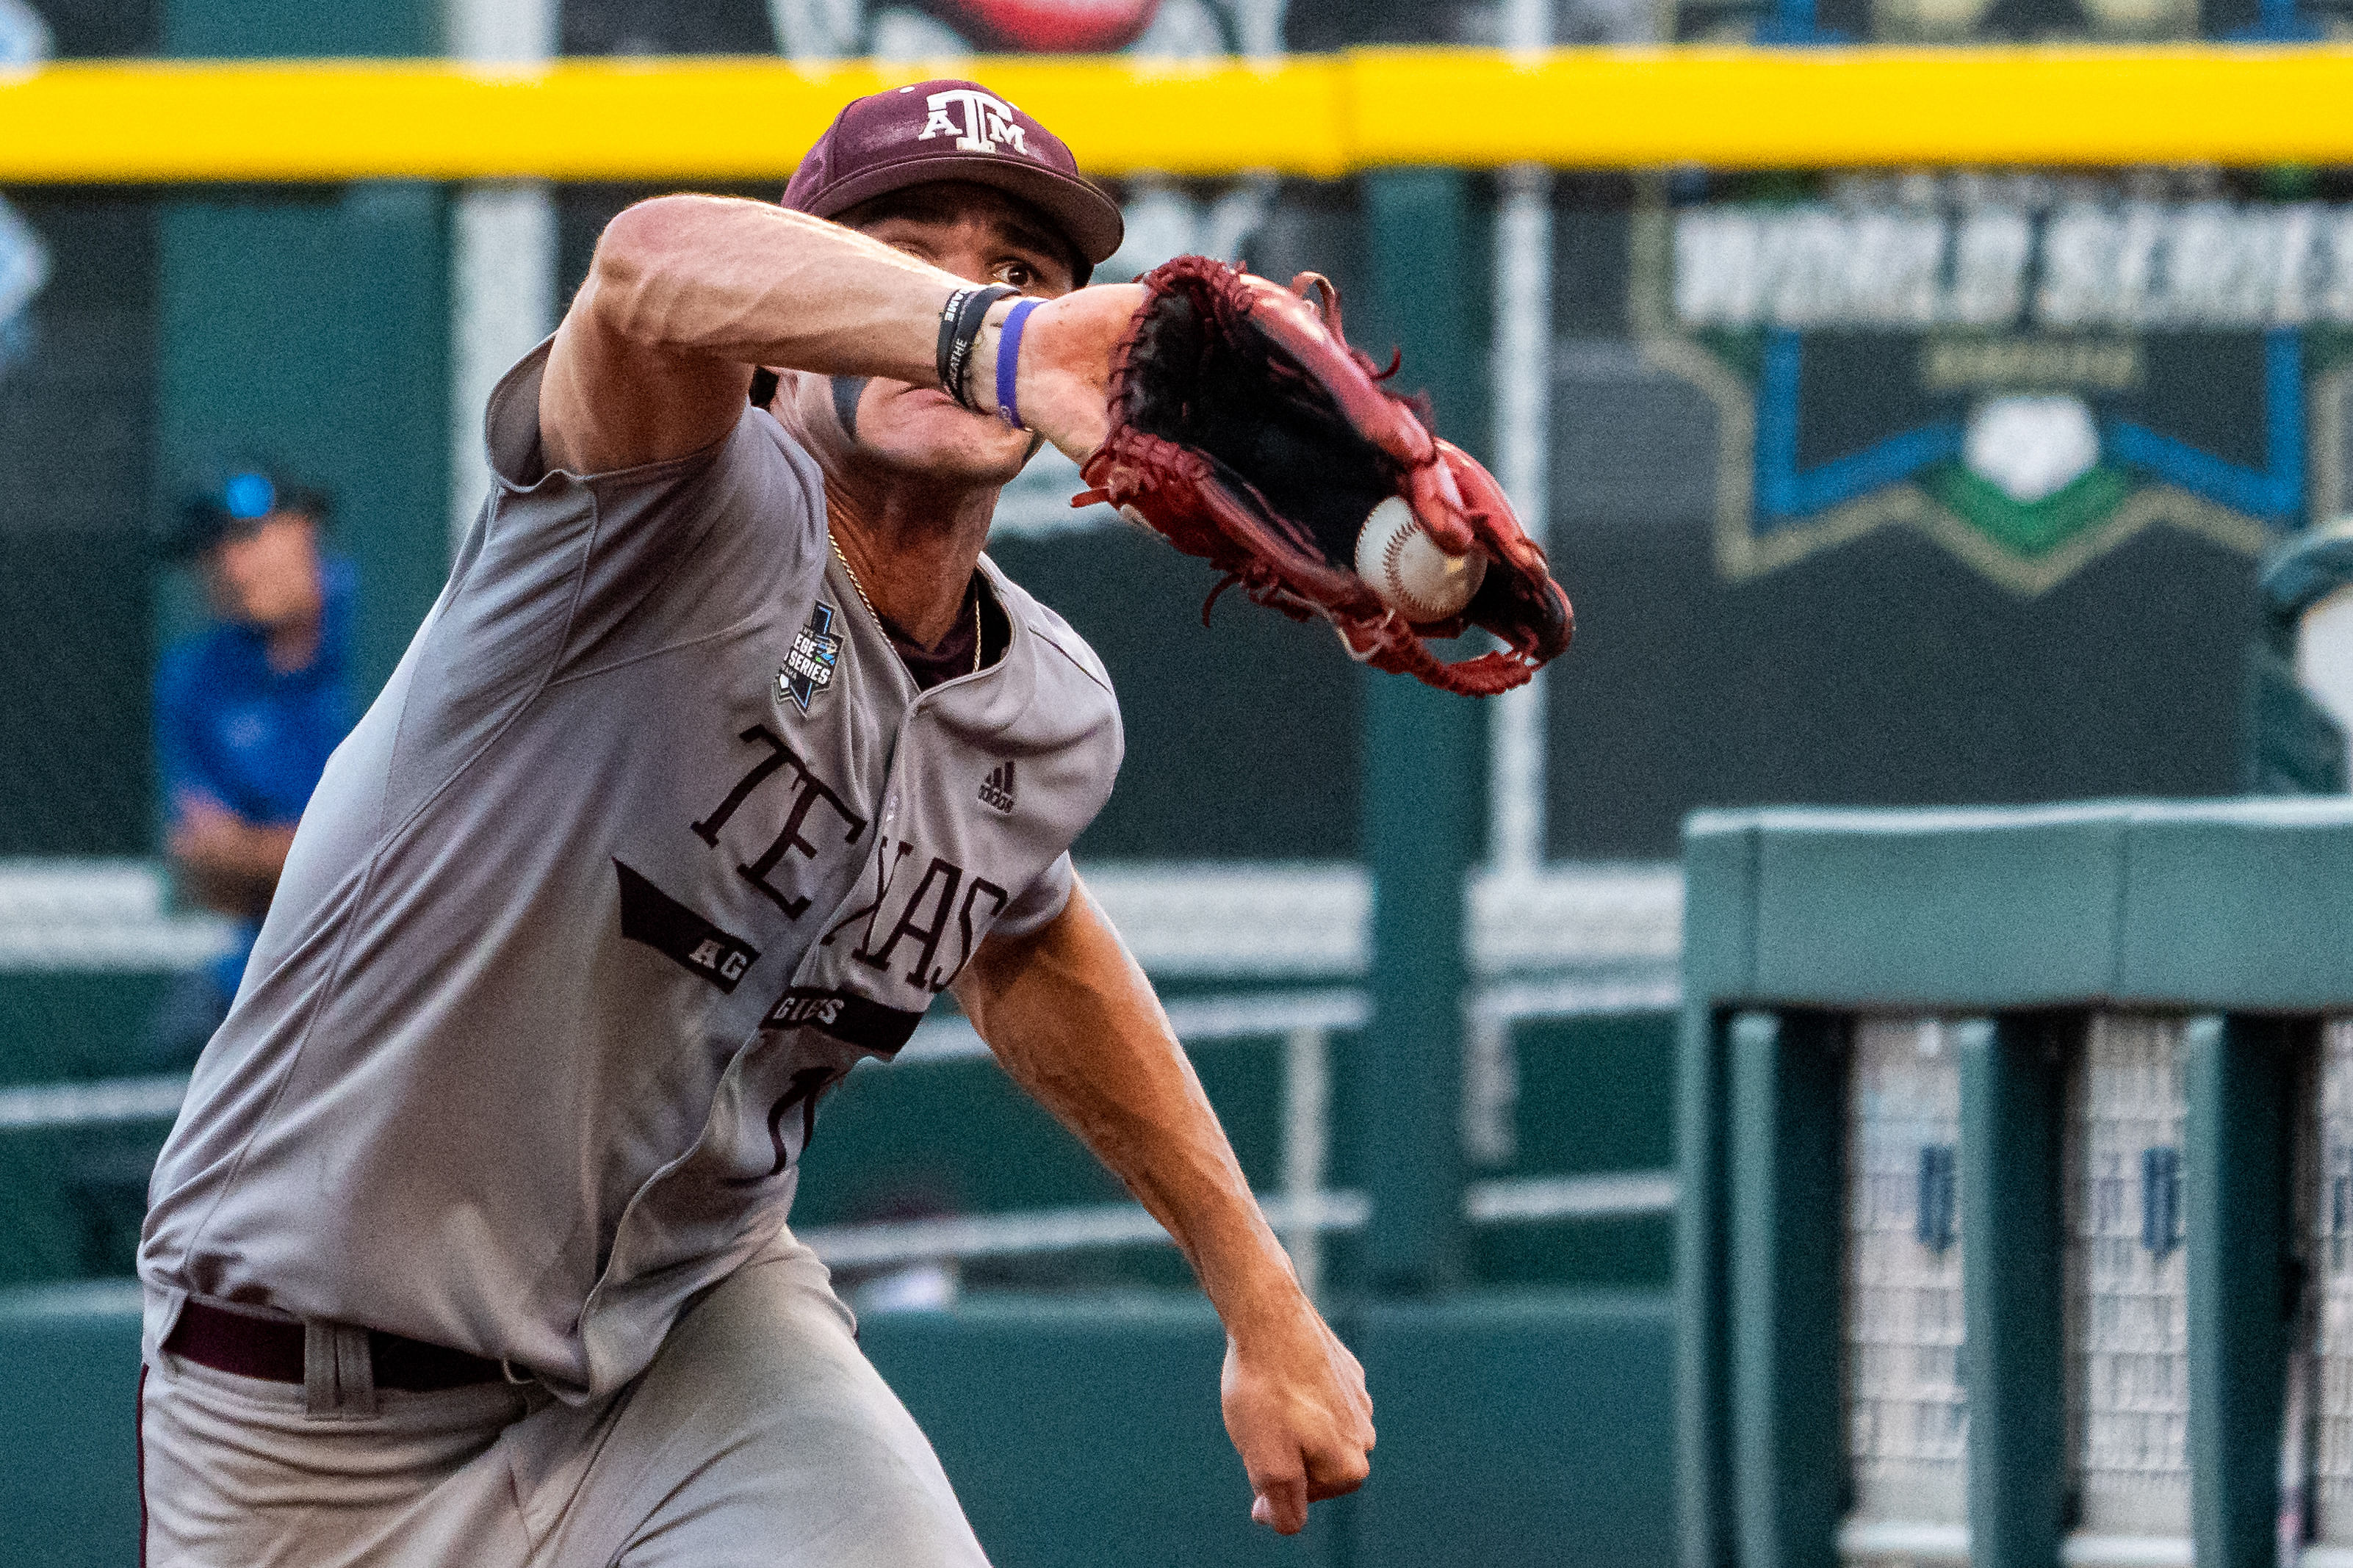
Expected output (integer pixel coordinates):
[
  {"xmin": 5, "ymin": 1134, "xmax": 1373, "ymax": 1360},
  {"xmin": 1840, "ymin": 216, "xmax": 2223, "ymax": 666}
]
[{"xmin": 978, "ymin": 760, "xmax": 1016, "ymax": 813}]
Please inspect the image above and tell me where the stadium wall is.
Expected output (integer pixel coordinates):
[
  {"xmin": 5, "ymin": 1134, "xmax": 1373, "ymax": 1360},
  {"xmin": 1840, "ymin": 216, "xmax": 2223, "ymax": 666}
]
[
  {"xmin": 1677, "ymin": 799, "xmax": 2353, "ymax": 1568},
  {"xmin": 0, "ymin": 1281, "xmax": 1678, "ymax": 1568}
]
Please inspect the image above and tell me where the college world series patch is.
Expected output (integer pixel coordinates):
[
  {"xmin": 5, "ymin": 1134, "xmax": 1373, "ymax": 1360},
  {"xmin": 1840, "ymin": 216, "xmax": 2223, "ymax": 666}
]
[{"xmin": 779, "ymin": 601, "xmax": 843, "ymax": 712}]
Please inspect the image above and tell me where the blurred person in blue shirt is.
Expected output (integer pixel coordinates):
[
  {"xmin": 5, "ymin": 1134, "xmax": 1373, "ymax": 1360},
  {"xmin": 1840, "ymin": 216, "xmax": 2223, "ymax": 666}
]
[{"xmin": 148, "ymin": 469, "xmax": 356, "ymax": 1066}]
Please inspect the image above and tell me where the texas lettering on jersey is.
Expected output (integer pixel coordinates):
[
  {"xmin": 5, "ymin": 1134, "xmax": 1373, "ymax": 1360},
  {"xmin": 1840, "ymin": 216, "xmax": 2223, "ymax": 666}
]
[
  {"xmin": 666, "ymin": 720, "xmax": 1012, "ymax": 1068},
  {"xmin": 687, "ymin": 722, "xmax": 1012, "ymax": 1001},
  {"xmin": 818, "ymin": 834, "xmax": 1009, "ymax": 994},
  {"xmin": 691, "ymin": 723, "xmax": 868, "ymax": 918}
]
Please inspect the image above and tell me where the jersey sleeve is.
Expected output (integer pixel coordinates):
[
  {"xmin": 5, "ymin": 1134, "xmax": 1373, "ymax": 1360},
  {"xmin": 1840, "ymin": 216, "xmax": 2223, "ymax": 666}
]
[
  {"xmin": 990, "ymin": 851, "xmax": 1076, "ymax": 942},
  {"xmin": 378, "ymin": 344, "xmax": 828, "ymax": 830},
  {"xmin": 469, "ymin": 339, "xmax": 829, "ymax": 680}
]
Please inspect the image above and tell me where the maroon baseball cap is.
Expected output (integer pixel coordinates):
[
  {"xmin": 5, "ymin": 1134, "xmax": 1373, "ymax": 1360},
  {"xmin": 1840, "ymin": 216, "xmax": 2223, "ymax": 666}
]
[{"xmin": 784, "ymin": 79, "xmax": 1124, "ymax": 283}]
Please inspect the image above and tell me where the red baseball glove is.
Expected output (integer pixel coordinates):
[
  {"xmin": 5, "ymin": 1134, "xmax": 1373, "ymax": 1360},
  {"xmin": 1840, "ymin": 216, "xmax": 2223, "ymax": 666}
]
[{"xmin": 1073, "ymin": 255, "xmax": 1573, "ymax": 697}]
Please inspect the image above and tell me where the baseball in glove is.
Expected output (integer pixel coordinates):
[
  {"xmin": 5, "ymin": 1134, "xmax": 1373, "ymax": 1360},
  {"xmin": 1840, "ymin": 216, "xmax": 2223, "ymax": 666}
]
[{"xmin": 1072, "ymin": 255, "xmax": 1574, "ymax": 697}]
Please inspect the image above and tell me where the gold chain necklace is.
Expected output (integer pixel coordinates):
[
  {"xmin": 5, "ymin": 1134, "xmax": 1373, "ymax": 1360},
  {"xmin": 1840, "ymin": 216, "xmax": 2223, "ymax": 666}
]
[{"xmin": 829, "ymin": 532, "xmax": 982, "ymax": 676}]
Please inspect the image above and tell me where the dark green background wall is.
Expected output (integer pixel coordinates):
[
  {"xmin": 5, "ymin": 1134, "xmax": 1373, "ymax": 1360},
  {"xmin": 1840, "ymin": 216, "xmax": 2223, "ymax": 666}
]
[
  {"xmin": 154, "ymin": 182, "xmax": 452, "ymax": 696},
  {"xmin": 0, "ymin": 1282, "xmax": 1679, "ymax": 1568},
  {"xmin": 0, "ymin": 191, "xmax": 156, "ymax": 855}
]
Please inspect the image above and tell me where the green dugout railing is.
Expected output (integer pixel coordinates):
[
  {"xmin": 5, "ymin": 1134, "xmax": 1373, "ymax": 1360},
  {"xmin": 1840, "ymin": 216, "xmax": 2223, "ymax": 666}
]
[{"xmin": 1677, "ymin": 799, "xmax": 2353, "ymax": 1568}]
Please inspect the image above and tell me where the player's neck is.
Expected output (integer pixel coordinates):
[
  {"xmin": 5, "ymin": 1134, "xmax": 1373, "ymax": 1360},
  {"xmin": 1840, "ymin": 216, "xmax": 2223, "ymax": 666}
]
[{"xmin": 823, "ymin": 483, "xmax": 995, "ymax": 648}]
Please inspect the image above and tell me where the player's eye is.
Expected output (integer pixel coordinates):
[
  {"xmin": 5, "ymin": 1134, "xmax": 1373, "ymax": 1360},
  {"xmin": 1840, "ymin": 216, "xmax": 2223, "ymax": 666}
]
[{"xmin": 996, "ymin": 259, "xmax": 1039, "ymax": 291}]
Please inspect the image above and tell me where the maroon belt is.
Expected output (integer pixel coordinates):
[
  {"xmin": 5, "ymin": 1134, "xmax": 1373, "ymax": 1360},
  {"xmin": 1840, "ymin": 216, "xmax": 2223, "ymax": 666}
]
[{"xmin": 164, "ymin": 1298, "xmax": 506, "ymax": 1392}]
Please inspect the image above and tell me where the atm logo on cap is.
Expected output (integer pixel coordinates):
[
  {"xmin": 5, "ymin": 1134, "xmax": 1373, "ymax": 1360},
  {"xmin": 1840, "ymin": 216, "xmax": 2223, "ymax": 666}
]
[{"xmin": 918, "ymin": 89, "xmax": 1031, "ymax": 159}]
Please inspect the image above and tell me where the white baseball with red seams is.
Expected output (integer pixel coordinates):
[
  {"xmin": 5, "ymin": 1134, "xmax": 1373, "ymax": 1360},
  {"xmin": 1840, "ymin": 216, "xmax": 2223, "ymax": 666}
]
[{"xmin": 1352, "ymin": 495, "xmax": 1488, "ymax": 619}]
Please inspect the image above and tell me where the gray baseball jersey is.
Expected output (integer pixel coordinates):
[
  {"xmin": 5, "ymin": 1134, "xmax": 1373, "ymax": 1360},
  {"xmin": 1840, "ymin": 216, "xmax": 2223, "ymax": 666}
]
[{"xmin": 138, "ymin": 339, "xmax": 1124, "ymax": 1401}]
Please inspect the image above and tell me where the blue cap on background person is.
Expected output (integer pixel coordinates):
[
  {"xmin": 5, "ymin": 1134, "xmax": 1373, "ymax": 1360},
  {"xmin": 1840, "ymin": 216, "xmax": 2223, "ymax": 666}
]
[{"xmin": 159, "ymin": 467, "xmax": 331, "ymax": 561}]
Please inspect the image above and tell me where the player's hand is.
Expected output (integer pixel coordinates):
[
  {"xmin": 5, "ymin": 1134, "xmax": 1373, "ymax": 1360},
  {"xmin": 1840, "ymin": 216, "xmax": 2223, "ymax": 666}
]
[
  {"xmin": 1219, "ymin": 1297, "xmax": 1374, "ymax": 1535},
  {"xmin": 168, "ymin": 796, "xmax": 295, "ymax": 919},
  {"xmin": 1006, "ymin": 283, "xmax": 1148, "ymax": 465},
  {"xmin": 169, "ymin": 797, "xmax": 269, "ymax": 875}
]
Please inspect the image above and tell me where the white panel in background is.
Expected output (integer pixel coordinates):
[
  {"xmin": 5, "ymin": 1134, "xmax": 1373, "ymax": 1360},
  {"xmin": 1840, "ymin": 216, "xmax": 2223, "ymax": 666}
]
[
  {"xmin": 0, "ymin": 855, "xmax": 1686, "ymax": 981},
  {"xmin": 1128, "ymin": 0, "xmax": 1226, "ymax": 55},
  {"xmin": 1500, "ymin": 0, "xmax": 1552, "ymax": 49},
  {"xmin": 1842, "ymin": 1018, "xmax": 1970, "ymax": 1553},
  {"xmin": 449, "ymin": 184, "xmax": 556, "ymax": 548},
  {"xmin": 0, "ymin": 860, "xmax": 234, "ymax": 972},
  {"xmin": 768, "ymin": 0, "xmax": 859, "ymax": 59},
  {"xmin": 1463, "ymin": 1011, "xmax": 1518, "ymax": 1168},
  {"xmin": 1091, "ymin": 177, "xmax": 1272, "ymax": 289},
  {"xmin": 0, "ymin": 0, "xmax": 46, "ymax": 383},
  {"xmin": 1228, "ymin": 0, "xmax": 1286, "ymax": 55},
  {"xmin": 445, "ymin": 0, "xmax": 554, "ymax": 66},
  {"xmin": 0, "ymin": 0, "xmax": 51, "ymax": 64},
  {"xmin": 2310, "ymin": 1021, "xmax": 2353, "ymax": 1548},
  {"xmin": 989, "ymin": 444, "xmax": 1105, "ymax": 540},
  {"xmin": 865, "ymin": 7, "xmax": 970, "ymax": 60},
  {"xmin": 1282, "ymin": 1022, "xmax": 1330, "ymax": 1297},
  {"xmin": 2065, "ymin": 1015, "xmax": 2193, "ymax": 1557},
  {"xmin": 1072, "ymin": 859, "xmax": 1681, "ymax": 980},
  {"xmin": 446, "ymin": 0, "xmax": 557, "ymax": 552},
  {"xmin": 1496, "ymin": 0, "xmax": 1554, "ymax": 870},
  {"xmin": 1489, "ymin": 162, "xmax": 1552, "ymax": 871}
]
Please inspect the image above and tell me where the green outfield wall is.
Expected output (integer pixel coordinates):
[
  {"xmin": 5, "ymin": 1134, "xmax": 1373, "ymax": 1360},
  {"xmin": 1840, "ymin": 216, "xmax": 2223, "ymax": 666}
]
[{"xmin": 0, "ymin": 1281, "xmax": 1676, "ymax": 1568}]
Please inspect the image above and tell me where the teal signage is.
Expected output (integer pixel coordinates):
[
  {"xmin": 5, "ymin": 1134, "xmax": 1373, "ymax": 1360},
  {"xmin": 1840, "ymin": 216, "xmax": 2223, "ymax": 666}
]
[{"xmin": 1637, "ymin": 174, "xmax": 2353, "ymax": 594}]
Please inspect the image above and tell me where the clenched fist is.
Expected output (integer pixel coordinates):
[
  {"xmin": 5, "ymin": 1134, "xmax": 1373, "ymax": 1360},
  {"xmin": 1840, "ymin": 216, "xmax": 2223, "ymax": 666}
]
[{"xmin": 1220, "ymin": 1298, "xmax": 1375, "ymax": 1534}]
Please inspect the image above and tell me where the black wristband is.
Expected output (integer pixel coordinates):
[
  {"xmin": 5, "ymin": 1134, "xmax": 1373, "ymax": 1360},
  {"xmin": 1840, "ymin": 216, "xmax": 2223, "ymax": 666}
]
[
  {"xmin": 936, "ymin": 283, "xmax": 1016, "ymax": 413},
  {"xmin": 934, "ymin": 287, "xmax": 975, "ymax": 397}
]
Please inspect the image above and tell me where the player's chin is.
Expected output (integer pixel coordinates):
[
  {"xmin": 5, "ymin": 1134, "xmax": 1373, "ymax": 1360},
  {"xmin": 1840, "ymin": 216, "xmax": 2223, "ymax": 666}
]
[{"xmin": 866, "ymin": 399, "xmax": 1037, "ymax": 484}]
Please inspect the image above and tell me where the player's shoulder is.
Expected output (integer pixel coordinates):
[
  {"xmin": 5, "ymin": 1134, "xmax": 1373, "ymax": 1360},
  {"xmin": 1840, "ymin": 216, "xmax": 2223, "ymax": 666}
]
[
  {"xmin": 980, "ymin": 555, "xmax": 1115, "ymax": 702},
  {"xmin": 486, "ymin": 336, "xmax": 820, "ymax": 500}
]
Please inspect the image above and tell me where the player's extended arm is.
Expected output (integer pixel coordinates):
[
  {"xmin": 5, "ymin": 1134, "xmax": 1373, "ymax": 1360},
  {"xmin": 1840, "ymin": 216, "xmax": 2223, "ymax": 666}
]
[
  {"xmin": 542, "ymin": 194, "xmax": 1140, "ymax": 475},
  {"xmin": 953, "ymin": 878, "xmax": 1374, "ymax": 1535}
]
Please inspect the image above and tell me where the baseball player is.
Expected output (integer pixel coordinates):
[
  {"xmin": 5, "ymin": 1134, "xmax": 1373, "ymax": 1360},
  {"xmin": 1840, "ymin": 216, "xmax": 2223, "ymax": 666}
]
[{"xmin": 134, "ymin": 79, "xmax": 1372, "ymax": 1566}]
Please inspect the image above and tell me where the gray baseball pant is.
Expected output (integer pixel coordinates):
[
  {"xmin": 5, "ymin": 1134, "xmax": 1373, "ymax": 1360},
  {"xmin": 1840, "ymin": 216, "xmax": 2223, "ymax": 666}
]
[{"xmin": 138, "ymin": 1235, "xmax": 992, "ymax": 1567}]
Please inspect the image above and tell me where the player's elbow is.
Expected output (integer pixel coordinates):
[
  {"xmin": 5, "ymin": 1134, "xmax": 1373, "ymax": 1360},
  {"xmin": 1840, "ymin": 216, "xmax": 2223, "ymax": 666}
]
[{"xmin": 587, "ymin": 195, "xmax": 717, "ymax": 347}]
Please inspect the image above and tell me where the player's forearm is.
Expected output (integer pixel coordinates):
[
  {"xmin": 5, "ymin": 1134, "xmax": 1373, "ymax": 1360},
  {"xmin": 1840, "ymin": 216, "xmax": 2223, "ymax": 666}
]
[
  {"xmin": 956, "ymin": 885, "xmax": 1307, "ymax": 1335},
  {"xmin": 170, "ymin": 821, "xmax": 295, "ymax": 918},
  {"xmin": 587, "ymin": 195, "xmax": 961, "ymax": 380}
]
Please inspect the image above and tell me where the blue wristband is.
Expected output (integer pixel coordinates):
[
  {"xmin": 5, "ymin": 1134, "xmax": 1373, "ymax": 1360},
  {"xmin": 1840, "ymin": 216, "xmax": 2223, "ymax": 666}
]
[{"xmin": 995, "ymin": 297, "xmax": 1040, "ymax": 430}]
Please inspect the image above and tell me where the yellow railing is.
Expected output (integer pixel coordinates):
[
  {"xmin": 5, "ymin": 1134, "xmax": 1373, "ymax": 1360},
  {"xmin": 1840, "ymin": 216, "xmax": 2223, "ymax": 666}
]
[{"xmin": 5, "ymin": 46, "xmax": 2353, "ymax": 183}]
